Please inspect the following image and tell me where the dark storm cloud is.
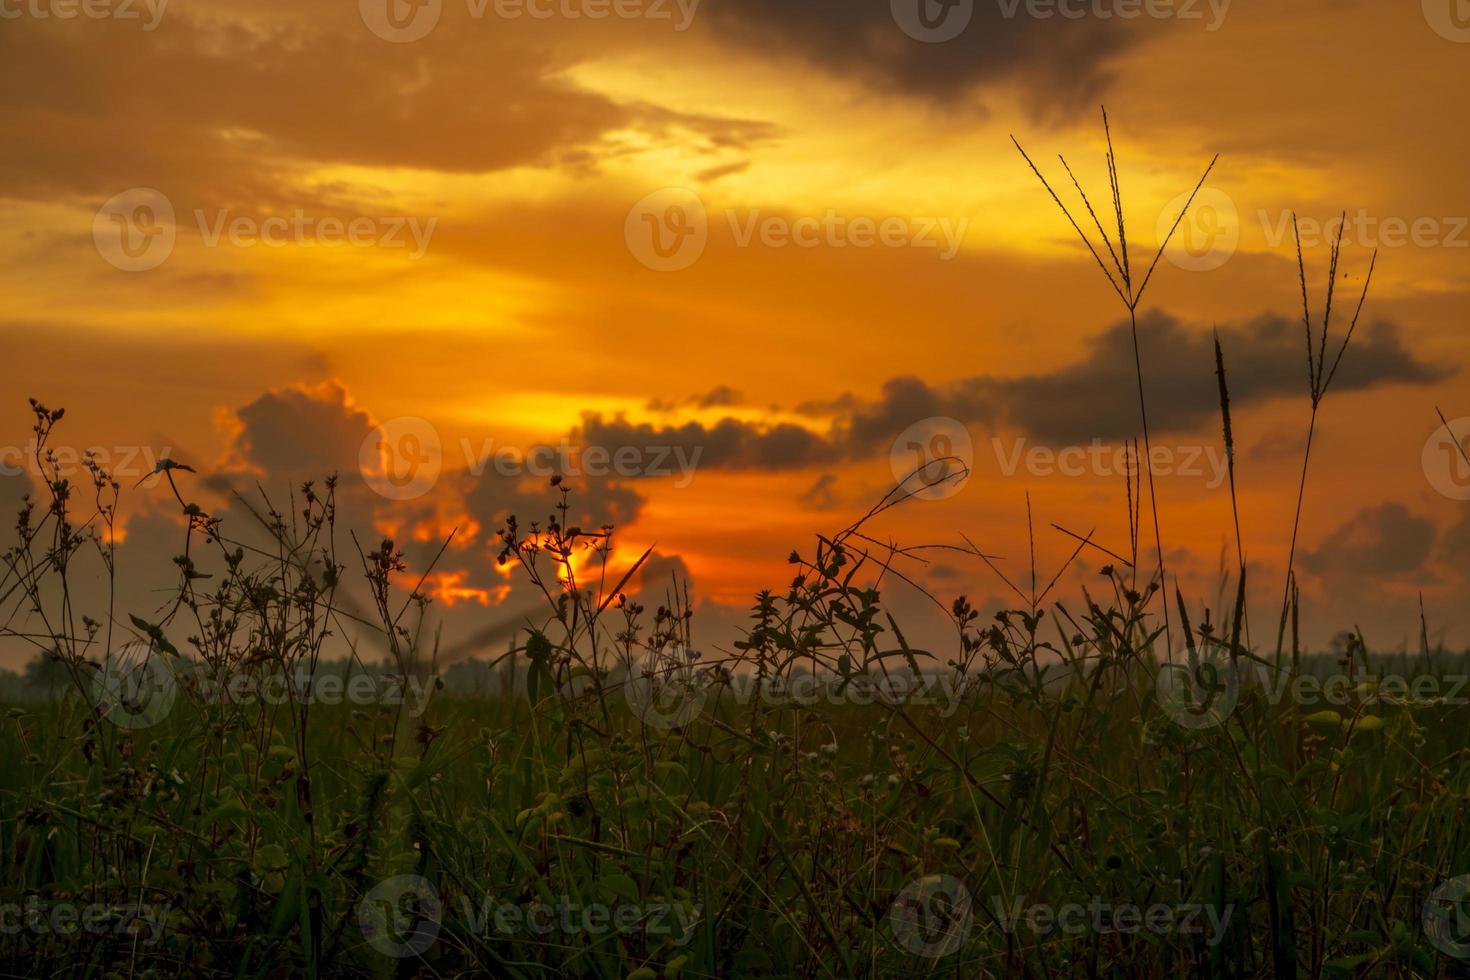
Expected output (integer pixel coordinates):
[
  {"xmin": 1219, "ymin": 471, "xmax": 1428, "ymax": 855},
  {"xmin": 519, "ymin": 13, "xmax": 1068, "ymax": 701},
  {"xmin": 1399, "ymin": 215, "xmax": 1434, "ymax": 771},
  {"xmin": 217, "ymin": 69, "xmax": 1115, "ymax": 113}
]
[
  {"xmin": 589, "ymin": 312, "xmax": 1441, "ymax": 472},
  {"xmin": 992, "ymin": 312, "xmax": 1444, "ymax": 443},
  {"xmin": 835, "ymin": 375, "xmax": 999, "ymax": 450},
  {"xmin": 703, "ymin": 0, "xmax": 1136, "ymax": 111},
  {"xmin": 1302, "ymin": 503, "xmax": 1437, "ymax": 580},
  {"xmin": 574, "ymin": 415, "xmax": 844, "ymax": 470},
  {"xmin": 231, "ymin": 383, "xmax": 374, "ymax": 480}
]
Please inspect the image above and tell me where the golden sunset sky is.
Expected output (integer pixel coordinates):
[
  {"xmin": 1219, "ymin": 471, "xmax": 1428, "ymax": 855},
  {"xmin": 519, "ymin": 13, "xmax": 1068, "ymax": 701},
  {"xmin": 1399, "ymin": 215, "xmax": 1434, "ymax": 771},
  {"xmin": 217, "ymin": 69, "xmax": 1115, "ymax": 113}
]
[{"xmin": 2, "ymin": 0, "xmax": 1468, "ymax": 666}]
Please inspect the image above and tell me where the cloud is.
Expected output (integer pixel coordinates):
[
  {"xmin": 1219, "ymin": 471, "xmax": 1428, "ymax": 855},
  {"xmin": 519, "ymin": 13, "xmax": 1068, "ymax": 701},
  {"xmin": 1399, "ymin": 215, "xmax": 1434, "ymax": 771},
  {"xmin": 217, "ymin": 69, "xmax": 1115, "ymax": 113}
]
[
  {"xmin": 574, "ymin": 415, "xmax": 842, "ymax": 471},
  {"xmin": 989, "ymin": 312, "xmax": 1445, "ymax": 443},
  {"xmin": 1302, "ymin": 503, "xmax": 1437, "ymax": 580},
  {"xmin": 1439, "ymin": 509, "xmax": 1470, "ymax": 569},
  {"xmin": 703, "ymin": 0, "xmax": 1136, "ymax": 112},
  {"xmin": 0, "ymin": 12, "xmax": 775, "ymax": 204},
  {"xmin": 229, "ymin": 381, "xmax": 373, "ymax": 480},
  {"xmin": 798, "ymin": 473, "xmax": 840, "ymax": 511},
  {"xmin": 575, "ymin": 312, "xmax": 1443, "ymax": 474},
  {"xmin": 696, "ymin": 385, "xmax": 743, "ymax": 409},
  {"xmin": 647, "ymin": 385, "xmax": 745, "ymax": 413}
]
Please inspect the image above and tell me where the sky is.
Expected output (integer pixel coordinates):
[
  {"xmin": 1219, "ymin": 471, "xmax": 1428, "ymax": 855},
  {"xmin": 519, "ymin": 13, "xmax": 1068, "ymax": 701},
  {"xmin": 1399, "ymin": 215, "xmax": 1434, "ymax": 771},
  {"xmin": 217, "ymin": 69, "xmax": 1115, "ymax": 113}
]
[{"xmin": 2, "ymin": 0, "xmax": 1468, "ymax": 670}]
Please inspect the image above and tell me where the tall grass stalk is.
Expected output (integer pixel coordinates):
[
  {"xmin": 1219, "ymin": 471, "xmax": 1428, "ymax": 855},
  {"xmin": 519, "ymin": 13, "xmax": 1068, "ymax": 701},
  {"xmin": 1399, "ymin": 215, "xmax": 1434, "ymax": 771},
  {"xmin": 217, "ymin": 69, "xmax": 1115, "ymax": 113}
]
[{"xmin": 1013, "ymin": 108, "xmax": 1218, "ymax": 657}]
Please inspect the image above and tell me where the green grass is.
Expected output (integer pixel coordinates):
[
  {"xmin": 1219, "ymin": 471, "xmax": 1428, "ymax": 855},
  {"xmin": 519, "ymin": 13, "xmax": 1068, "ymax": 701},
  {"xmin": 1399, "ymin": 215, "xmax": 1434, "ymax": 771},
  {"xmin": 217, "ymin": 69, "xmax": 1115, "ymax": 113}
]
[{"xmin": 4, "ymin": 551, "xmax": 1470, "ymax": 978}]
